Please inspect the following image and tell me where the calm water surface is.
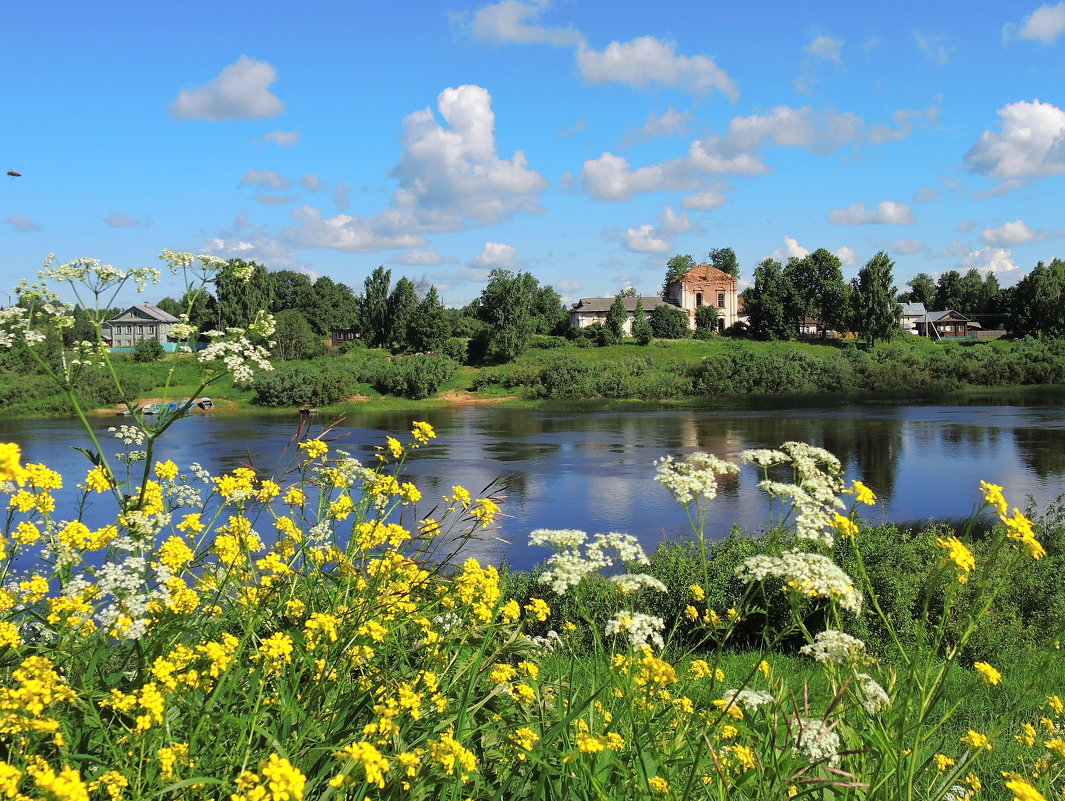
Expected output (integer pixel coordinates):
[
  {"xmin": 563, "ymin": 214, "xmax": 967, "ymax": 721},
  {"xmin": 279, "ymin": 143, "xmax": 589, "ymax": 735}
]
[{"xmin": 3, "ymin": 391, "xmax": 1064, "ymax": 570}]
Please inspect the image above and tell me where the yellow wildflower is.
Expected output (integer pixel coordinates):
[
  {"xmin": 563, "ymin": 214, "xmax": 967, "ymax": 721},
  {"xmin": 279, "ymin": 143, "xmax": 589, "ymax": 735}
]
[
  {"xmin": 0, "ymin": 622, "xmax": 21, "ymax": 648},
  {"xmin": 851, "ymin": 480, "xmax": 876, "ymax": 505},
  {"xmin": 259, "ymin": 753, "xmax": 306, "ymax": 801},
  {"xmin": 1047, "ymin": 695, "xmax": 1064, "ymax": 715},
  {"xmin": 299, "ymin": 439, "xmax": 328, "ymax": 459},
  {"xmin": 412, "ymin": 421, "xmax": 436, "ymax": 443},
  {"xmin": 833, "ymin": 512, "xmax": 859, "ymax": 538},
  {"xmin": 1017, "ymin": 723, "xmax": 1038, "ymax": 747},
  {"xmin": 334, "ymin": 742, "xmax": 389, "ymax": 789},
  {"xmin": 153, "ymin": 460, "xmax": 178, "ymax": 481},
  {"xmin": 934, "ymin": 754, "xmax": 955, "ymax": 771},
  {"xmin": 648, "ymin": 776, "xmax": 670, "ymax": 794},
  {"xmin": 1004, "ymin": 774, "xmax": 1047, "ymax": 801},
  {"xmin": 974, "ymin": 662, "xmax": 1002, "ymax": 685},
  {"xmin": 937, "ymin": 536, "xmax": 975, "ymax": 583},
  {"xmin": 690, "ymin": 583, "xmax": 705, "ymax": 601},
  {"xmin": 386, "ymin": 436, "xmax": 403, "ymax": 459},
  {"xmin": 158, "ymin": 536, "xmax": 194, "ymax": 571},
  {"xmin": 0, "ymin": 443, "xmax": 28, "ymax": 485},
  {"xmin": 981, "ymin": 480, "xmax": 1008, "ymax": 515},
  {"xmin": 428, "ymin": 728, "xmax": 477, "ymax": 779},
  {"xmin": 13, "ymin": 521, "xmax": 40, "ymax": 546},
  {"xmin": 961, "ymin": 730, "xmax": 993, "ymax": 750},
  {"xmin": 450, "ymin": 485, "xmax": 472, "ymax": 508},
  {"xmin": 82, "ymin": 465, "xmax": 113, "ymax": 493},
  {"xmin": 176, "ymin": 513, "xmax": 204, "ymax": 534},
  {"xmin": 524, "ymin": 598, "xmax": 550, "ymax": 622}
]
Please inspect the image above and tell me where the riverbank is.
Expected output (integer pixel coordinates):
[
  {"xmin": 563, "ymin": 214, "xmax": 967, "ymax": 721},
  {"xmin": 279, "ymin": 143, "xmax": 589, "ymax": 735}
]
[{"xmin": 4, "ymin": 335, "xmax": 1065, "ymax": 420}]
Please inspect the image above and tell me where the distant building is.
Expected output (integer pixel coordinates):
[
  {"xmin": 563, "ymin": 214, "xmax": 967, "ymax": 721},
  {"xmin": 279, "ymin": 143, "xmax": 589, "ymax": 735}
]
[
  {"xmin": 568, "ymin": 296, "xmax": 670, "ymax": 335},
  {"xmin": 101, "ymin": 304, "xmax": 179, "ymax": 349},
  {"xmin": 664, "ymin": 263, "xmax": 740, "ymax": 332}
]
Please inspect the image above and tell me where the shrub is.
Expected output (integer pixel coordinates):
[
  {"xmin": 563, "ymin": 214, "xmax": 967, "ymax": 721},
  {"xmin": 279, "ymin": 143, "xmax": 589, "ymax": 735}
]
[
  {"xmin": 370, "ymin": 354, "xmax": 459, "ymax": 399},
  {"xmin": 132, "ymin": 338, "xmax": 166, "ymax": 363}
]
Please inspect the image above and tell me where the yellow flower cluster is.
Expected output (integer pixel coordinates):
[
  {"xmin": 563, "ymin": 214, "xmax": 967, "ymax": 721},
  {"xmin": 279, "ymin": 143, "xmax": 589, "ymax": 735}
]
[{"xmin": 982, "ymin": 481, "xmax": 1046, "ymax": 559}]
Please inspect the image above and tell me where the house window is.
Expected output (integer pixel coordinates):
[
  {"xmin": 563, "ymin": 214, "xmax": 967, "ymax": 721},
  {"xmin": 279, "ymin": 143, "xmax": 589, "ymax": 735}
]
[
  {"xmin": 717, "ymin": 292, "xmax": 725, "ymax": 309},
  {"xmin": 696, "ymin": 292, "xmax": 703, "ymax": 306}
]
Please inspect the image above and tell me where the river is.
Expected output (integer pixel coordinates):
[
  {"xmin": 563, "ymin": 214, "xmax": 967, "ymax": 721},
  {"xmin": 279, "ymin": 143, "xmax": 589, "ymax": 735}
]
[{"xmin": 3, "ymin": 390, "xmax": 1064, "ymax": 570}]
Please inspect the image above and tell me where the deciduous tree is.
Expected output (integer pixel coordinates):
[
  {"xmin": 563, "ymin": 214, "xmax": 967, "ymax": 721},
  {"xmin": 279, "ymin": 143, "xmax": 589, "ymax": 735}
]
[
  {"xmin": 744, "ymin": 258, "xmax": 795, "ymax": 341},
  {"xmin": 850, "ymin": 251, "xmax": 902, "ymax": 348}
]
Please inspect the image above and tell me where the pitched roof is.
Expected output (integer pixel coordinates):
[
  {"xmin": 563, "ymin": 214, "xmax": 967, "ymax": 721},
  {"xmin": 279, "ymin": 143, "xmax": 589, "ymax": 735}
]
[
  {"xmin": 675, "ymin": 263, "xmax": 737, "ymax": 284},
  {"xmin": 900, "ymin": 302, "xmax": 927, "ymax": 317},
  {"xmin": 570, "ymin": 296, "xmax": 671, "ymax": 313},
  {"xmin": 106, "ymin": 303, "xmax": 181, "ymax": 324}
]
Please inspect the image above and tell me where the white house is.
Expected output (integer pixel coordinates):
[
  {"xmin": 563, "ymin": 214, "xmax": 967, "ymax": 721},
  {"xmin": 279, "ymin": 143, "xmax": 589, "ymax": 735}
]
[
  {"xmin": 101, "ymin": 304, "xmax": 180, "ymax": 349},
  {"xmin": 568, "ymin": 296, "xmax": 671, "ymax": 335}
]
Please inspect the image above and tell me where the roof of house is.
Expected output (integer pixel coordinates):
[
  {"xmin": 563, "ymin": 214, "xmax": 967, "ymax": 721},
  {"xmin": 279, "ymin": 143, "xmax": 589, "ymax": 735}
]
[
  {"xmin": 569, "ymin": 296, "xmax": 672, "ymax": 314},
  {"xmin": 673, "ymin": 263, "xmax": 737, "ymax": 285},
  {"xmin": 900, "ymin": 302, "xmax": 927, "ymax": 317},
  {"xmin": 106, "ymin": 303, "xmax": 181, "ymax": 324},
  {"xmin": 924, "ymin": 309, "xmax": 972, "ymax": 322}
]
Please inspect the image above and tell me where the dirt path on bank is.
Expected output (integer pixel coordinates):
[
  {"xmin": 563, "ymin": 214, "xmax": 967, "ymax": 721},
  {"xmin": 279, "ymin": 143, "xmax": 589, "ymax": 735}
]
[{"xmin": 436, "ymin": 390, "xmax": 518, "ymax": 406}]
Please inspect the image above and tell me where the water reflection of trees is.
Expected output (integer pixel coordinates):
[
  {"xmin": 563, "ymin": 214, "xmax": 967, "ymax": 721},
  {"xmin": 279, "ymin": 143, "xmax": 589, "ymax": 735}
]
[{"xmin": 1014, "ymin": 426, "xmax": 1065, "ymax": 481}]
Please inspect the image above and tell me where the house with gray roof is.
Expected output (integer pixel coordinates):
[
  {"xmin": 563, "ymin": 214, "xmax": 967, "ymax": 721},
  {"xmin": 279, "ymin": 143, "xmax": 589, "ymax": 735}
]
[
  {"xmin": 568, "ymin": 296, "xmax": 672, "ymax": 335},
  {"xmin": 101, "ymin": 304, "xmax": 180, "ymax": 349}
]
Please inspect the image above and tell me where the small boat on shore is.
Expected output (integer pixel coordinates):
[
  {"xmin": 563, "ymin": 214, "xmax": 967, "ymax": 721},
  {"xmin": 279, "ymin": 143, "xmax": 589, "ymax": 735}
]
[
  {"xmin": 198, "ymin": 397, "xmax": 214, "ymax": 410},
  {"xmin": 142, "ymin": 403, "xmax": 159, "ymax": 415}
]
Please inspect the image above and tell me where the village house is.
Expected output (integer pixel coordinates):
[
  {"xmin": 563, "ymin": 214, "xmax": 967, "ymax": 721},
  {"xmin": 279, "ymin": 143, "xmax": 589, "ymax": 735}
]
[
  {"xmin": 913, "ymin": 309, "xmax": 981, "ymax": 339},
  {"xmin": 664, "ymin": 263, "xmax": 740, "ymax": 332},
  {"xmin": 101, "ymin": 304, "xmax": 180, "ymax": 349},
  {"xmin": 568, "ymin": 296, "xmax": 671, "ymax": 334}
]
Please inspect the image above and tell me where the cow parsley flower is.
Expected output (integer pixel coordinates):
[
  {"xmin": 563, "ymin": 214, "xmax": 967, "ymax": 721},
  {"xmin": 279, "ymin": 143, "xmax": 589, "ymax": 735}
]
[
  {"xmin": 800, "ymin": 630, "xmax": 868, "ymax": 665},
  {"xmin": 795, "ymin": 718, "xmax": 841, "ymax": 766},
  {"xmin": 605, "ymin": 611, "xmax": 665, "ymax": 651},
  {"xmin": 654, "ymin": 451, "xmax": 739, "ymax": 505}
]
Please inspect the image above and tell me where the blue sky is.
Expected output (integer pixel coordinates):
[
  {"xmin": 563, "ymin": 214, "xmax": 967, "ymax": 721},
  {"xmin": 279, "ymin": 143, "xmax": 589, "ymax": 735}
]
[{"xmin": 3, "ymin": 0, "xmax": 1064, "ymax": 308}]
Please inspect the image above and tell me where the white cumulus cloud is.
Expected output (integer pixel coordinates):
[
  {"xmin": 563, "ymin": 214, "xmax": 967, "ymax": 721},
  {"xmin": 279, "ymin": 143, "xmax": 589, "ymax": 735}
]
[
  {"xmin": 770, "ymin": 235, "xmax": 810, "ymax": 262},
  {"xmin": 579, "ymin": 105, "xmax": 871, "ymax": 200},
  {"xmin": 556, "ymin": 279, "xmax": 582, "ymax": 293},
  {"xmin": 395, "ymin": 249, "xmax": 449, "ymax": 266},
  {"xmin": 577, "ymin": 36, "xmax": 738, "ymax": 98},
  {"xmin": 203, "ymin": 213, "xmax": 304, "ymax": 269},
  {"xmin": 796, "ymin": 33, "xmax": 844, "ymax": 93},
  {"xmin": 283, "ymin": 85, "xmax": 547, "ymax": 252},
  {"xmin": 469, "ymin": 0, "xmax": 584, "ymax": 46},
  {"xmin": 622, "ymin": 206, "xmax": 691, "ymax": 254},
  {"xmin": 1005, "ymin": 3, "xmax": 1065, "ymax": 43},
  {"xmin": 171, "ymin": 56, "xmax": 285, "ymax": 121},
  {"xmin": 682, "ymin": 189, "xmax": 729, "ymax": 210},
  {"xmin": 834, "ymin": 246, "xmax": 858, "ymax": 267},
  {"xmin": 957, "ymin": 246, "xmax": 1020, "ymax": 276},
  {"xmin": 471, "ymin": 241, "xmax": 518, "ymax": 267},
  {"xmin": 827, "ymin": 200, "xmax": 915, "ymax": 225},
  {"xmin": 980, "ymin": 219, "xmax": 1044, "ymax": 246},
  {"xmin": 965, "ymin": 99, "xmax": 1065, "ymax": 179}
]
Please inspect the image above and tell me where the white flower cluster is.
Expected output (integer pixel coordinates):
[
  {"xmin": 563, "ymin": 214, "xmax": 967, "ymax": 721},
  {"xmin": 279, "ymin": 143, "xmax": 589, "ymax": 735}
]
[
  {"xmin": 742, "ymin": 442, "xmax": 846, "ymax": 546},
  {"xmin": 524, "ymin": 630, "xmax": 563, "ymax": 653},
  {"xmin": 856, "ymin": 672, "xmax": 892, "ymax": 714},
  {"xmin": 188, "ymin": 463, "xmax": 213, "ymax": 483},
  {"xmin": 604, "ymin": 611, "xmax": 665, "ymax": 651},
  {"xmin": 432, "ymin": 612, "xmax": 462, "ymax": 633},
  {"xmin": 198, "ymin": 333, "xmax": 274, "ymax": 385},
  {"xmin": 530, "ymin": 530, "xmax": 650, "ymax": 595},
  {"xmin": 654, "ymin": 451, "xmax": 739, "ymax": 505},
  {"xmin": 163, "ymin": 482, "xmax": 202, "ymax": 508},
  {"xmin": 737, "ymin": 550, "xmax": 863, "ymax": 615},
  {"xmin": 93, "ymin": 555, "xmax": 163, "ymax": 641},
  {"xmin": 720, "ymin": 688, "xmax": 774, "ymax": 710},
  {"xmin": 610, "ymin": 573, "xmax": 667, "ymax": 595},
  {"xmin": 800, "ymin": 630, "xmax": 868, "ymax": 665},
  {"xmin": 109, "ymin": 425, "xmax": 147, "ymax": 446},
  {"xmin": 795, "ymin": 718, "xmax": 841, "ymax": 766}
]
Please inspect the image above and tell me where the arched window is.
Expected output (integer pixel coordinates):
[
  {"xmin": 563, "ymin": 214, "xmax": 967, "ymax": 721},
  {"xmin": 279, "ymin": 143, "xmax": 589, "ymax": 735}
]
[
  {"xmin": 696, "ymin": 292, "xmax": 703, "ymax": 306},
  {"xmin": 717, "ymin": 292, "xmax": 725, "ymax": 309}
]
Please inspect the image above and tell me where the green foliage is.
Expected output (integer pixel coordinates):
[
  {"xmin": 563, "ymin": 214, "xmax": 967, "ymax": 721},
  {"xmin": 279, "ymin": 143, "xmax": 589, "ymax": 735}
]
[
  {"xmin": 649, "ymin": 304, "xmax": 690, "ymax": 339},
  {"xmin": 663, "ymin": 253, "xmax": 696, "ymax": 295},
  {"xmin": 708, "ymin": 246, "xmax": 740, "ymax": 277},
  {"xmin": 215, "ymin": 259, "xmax": 274, "ymax": 329},
  {"xmin": 694, "ymin": 304, "xmax": 718, "ymax": 339},
  {"xmin": 250, "ymin": 361, "xmax": 361, "ymax": 406},
  {"xmin": 785, "ymin": 248, "xmax": 849, "ymax": 335},
  {"xmin": 904, "ymin": 272, "xmax": 937, "ymax": 307},
  {"xmin": 476, "ymin": 269, "xmax": 538, "ymax": 363},
  {"xmin": 131, "ymin": 337, "xmax": 165, "ymax": 363},
  {"xmin": 386, "ymin": 277, "xmax": 419, "ymax": 348},
  {"xmin": 745, "ymin": 258, "xmax": 796, "ymax": 341},
  {"xmin": 271, "ymin": 309, "xmax": 326, "ymax": 361},
  {"xmin": 850, "ymin": 251, "xmax": 902, "ymax": 347},
  {"xmin": 439, "ymin": 336, "xmax": 469, "ymax": 364},
  {"xmin": 1010, "ymin": 258, "xmax": 1065, "ymax": 337},
  {"xmin": 632, "ymin": 298, "xmax": 652, "ymax": 345},
  {"xmin": 605, "ymin": 295, "xmax": 627, "ymax": 340},
  {"xmin": 361, "ymin": 266, "xmax": 392, "ymax": 348},
  {"xmin": 529, "ymin": 354, "xmax": 593, "ymax": 398},
  {"xmin": 406, "ymin": 286, "xmax": 451, "ymax": 353},
  {"xmin": 370, "ymin": 354, "xmax": 459, "ymax": 399}
]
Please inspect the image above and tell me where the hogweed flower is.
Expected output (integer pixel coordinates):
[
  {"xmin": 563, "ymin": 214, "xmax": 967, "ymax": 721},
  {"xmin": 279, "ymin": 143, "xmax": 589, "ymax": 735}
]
[
  {"xmin": 738, "ymin": 550, "xmax": 863, "ymax": 614},
  {"xmin": 655, "ymin": 451, "xmax": 738, "ymax": 505},
  {"xmin": 800, "ymin": 630, "xmax": 868, "ymax": 666},
  {"xmin": 605, "ymin": 611, "xmax": 665, "ymax": 651}
]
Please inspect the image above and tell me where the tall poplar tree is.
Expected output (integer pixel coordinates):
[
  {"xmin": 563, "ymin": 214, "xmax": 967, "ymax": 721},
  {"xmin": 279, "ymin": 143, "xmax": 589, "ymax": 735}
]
[{"xmin": 216, "ymin": 260, "xmax": 273, "ymax": 329}]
